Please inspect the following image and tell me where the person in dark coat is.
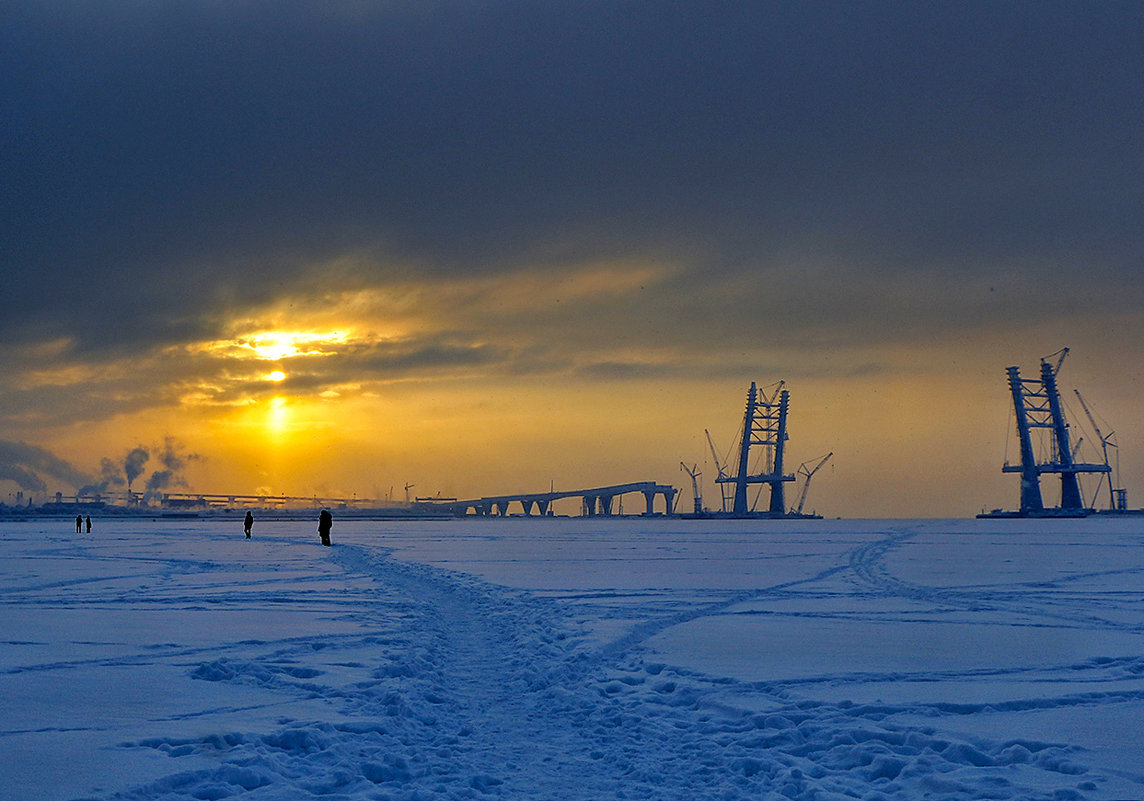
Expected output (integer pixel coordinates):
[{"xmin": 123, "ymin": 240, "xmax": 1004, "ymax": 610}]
[
  {"xmin": 244, "ymin": 511, "xmax": 254, "ymax": 539},
  {"xmin": 85, "ymin": 515, "xmax": 91, "ymax": 533},
  {"xmin": 76, "ymin": 514, "xmax": 83, "ymax": 533},
  {"xmin": 317, "ymin": 509, "xmax": 332, "ymax": 546}
]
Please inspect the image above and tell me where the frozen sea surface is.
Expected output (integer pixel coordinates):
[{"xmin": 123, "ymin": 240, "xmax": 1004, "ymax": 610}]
[{"xmin": 2, "ymin": 517, "xmax": 1143, "ymax": 800}]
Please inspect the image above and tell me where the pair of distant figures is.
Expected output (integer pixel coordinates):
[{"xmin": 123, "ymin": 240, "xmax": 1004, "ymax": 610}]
[
  {"xmin": 243, "ymin": 510, "xmax": 332, "ymax": 546},
  {"xmin": 74, "ymin": 515, "xmax": 91, "ymax": 533}
]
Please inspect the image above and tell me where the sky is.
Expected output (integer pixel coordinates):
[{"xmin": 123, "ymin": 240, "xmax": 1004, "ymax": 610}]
[{"xmin": 2, "ymin": 1, "xmax": 1143, "ymax": 517}]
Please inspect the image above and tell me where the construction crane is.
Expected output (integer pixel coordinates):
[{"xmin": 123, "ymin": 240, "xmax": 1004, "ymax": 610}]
[
  {"xmin": 1071, "ymin": 437, "xmax": 1085, "ymax": 462},
  {"xmin": 1043, "ymin": 347, "xmax": 1069, "ymax": 376},
  {"xmin": 1074, "ymin": 389, "xmax": 1119, "ymax": 509},
  {"xmin": 680, "ymin": 462, "xmax": 703, "ymax": 514},
  {"xmin": 404, "ymin": 483, "xmax": 416, "ymax": 503},
  {"xmin": 792, "ymin": 452, "xmax": 832, "ymax": 516},
  {"xmin": 704, "ymin": 429, "xmax": 728, "ymax": 480},
  {"xmin": 705, "ymin": 428, "xmax": 731, "ymax": 512}
]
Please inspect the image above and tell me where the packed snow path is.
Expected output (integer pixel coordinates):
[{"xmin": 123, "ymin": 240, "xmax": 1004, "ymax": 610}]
[{"xmin": 2, "ymin": 518, "xmax": 1144, "ymax": 800}]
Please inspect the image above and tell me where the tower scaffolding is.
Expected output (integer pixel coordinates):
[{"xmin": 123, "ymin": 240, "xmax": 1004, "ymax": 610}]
[
  {"xmin": 1001, "ymin": 349, "xmax": 1110, "ymax": 515},
  {"xmin": 718, "ymin": 381, "xmax": 796, "ymax": 516}
]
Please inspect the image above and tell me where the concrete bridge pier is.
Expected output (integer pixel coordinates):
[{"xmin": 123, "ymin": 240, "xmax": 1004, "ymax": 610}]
[
  {"xmin": 582, "ymin": 495, "xmax": 614, "ymax": 516},
  {"xmin": 642, "ymin": 489, "xmax": 657, "ymax": 514},
  {"xmin": 521, "ymin": 498, "xmax": 550, "ymax": 516},
  {"xmin": 639, "ymin": 487, "xmax": 677, "ymax": 515}
]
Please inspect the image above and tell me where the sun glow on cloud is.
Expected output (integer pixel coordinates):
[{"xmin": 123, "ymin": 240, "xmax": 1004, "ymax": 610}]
[
  {"xmin": 244, "ymin": 330, "xmax": 349, "ymax": 361},
  {"xmin": 190, "ymin": 328, "xmax": 356, "ymax": 364},
  {"xmin": 154, "ymin": 261, "xmax": 693, "ymax": 487}
]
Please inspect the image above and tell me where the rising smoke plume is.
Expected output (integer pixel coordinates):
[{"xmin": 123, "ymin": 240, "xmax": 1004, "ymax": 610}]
[
  {"xmin": 0, "ymin": 438, "xmax": 201, "ymax": 501},
  {"xmin": 124, "ymin": 447, "xmax": 149, "ymax": 489},
  {"xmin": 142, "ymin": 437, "xmax": 200, "ymax": 500},
  {"xmin": 77, "ymin": 458, "xmax": 128, "ymax": 497},
  {"xmin": 0, "ymin": 463, "xmax": 48, "ymax": 493},
  {"xmin": 0, "ymin": 440, "xmax": 93, "ymax": 493}
]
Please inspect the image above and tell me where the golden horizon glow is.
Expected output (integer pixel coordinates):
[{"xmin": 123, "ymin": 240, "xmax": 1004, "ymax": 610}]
[{"xmin": 11, "ymin": 276, "xmax": 1142, "ymax": 519}]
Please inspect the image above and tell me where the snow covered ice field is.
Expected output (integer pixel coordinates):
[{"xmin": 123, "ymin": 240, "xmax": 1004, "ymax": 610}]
[{"xmin": 2, "ymin": 518, "xmax": 1144, "ymax": 800}]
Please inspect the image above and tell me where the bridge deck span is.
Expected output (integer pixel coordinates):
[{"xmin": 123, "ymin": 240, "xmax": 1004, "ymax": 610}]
[{"xmin": 428, "ymin": 481, "xmax": 677, "ymax": 517}]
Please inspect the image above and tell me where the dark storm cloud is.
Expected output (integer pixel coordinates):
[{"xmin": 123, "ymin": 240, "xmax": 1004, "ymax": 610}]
[{"xmin": 3, "ymin": 1, "xmax": 1142, "ymax": 359}]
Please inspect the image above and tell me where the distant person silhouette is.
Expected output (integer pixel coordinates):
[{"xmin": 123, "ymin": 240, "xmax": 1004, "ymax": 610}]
[
  {"xmin": 244, "ymin": 511, "xmax": 254, "ymax": 539},
  {"xmin": 75, "ymin": 514, "xmax": 82, "ymax": 533},
  {"xmin": 85, "ymin": 515, "xmax": 91, "ymax": 533},
  {"xmin": 317, "ymin": 509, "xmax": 332, "ymax": 546}
]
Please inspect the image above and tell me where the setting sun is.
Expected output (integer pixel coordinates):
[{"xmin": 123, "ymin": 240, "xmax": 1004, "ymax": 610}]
[{"xmin": 268, "ymin": 370, "xmax": 286, "ymax": 381}]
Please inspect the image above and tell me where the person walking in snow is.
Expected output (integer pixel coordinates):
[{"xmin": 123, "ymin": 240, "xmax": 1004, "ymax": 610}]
[
  {"xmin": 85, "ymin": 515, "xmax": 91, "ymax": 533},
  {"xmin": 317, "ymin": 509, "xmax": 332, "ymax": 546},
  {"xmin": 244, "ymin": 511, "xmax": 254, "ymax": 539},
  {"xmin": 75, "ymin": 514, "xmax": 82, "ymax": 533}
]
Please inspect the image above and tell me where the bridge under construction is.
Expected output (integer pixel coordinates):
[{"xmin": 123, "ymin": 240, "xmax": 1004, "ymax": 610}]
[
  {"xmin": 422, "ymin": 481, "xmax": 678, "ymax": 517},
  {"xmin": 690, "ymin": 380, "xmax": 827, "ymax": 519},
  {"xmin": 981, "ymin": 348, "xmax": 1131, "ymax": 518}
]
